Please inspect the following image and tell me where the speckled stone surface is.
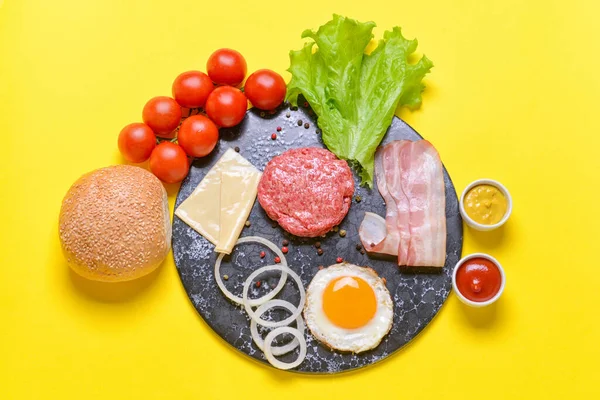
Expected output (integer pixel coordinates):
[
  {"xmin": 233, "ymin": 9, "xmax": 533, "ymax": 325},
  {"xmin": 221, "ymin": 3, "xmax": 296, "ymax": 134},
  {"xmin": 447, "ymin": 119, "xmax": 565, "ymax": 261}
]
[{"xmin": 172, "ymin": 102, "xmax": 463, "ymax": 374}]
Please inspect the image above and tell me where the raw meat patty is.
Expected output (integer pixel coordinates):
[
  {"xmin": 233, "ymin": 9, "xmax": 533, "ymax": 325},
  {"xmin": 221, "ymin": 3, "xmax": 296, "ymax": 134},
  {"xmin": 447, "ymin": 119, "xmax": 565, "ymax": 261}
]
[{"xmin": 258, "ymin": 147, "xmax": 354, "ymax": 237}]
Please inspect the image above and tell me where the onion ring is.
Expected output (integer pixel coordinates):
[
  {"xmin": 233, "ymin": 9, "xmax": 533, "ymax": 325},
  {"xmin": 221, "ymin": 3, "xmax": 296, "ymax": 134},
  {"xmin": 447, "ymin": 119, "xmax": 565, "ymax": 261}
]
[
  {"xmin": 214, "ymin": 236, "xmax": 288, "ymax": 307},
  {"xmin": 242, "ymin": 264, "xmax": 305, "ymax": 328},
  {"xmin": 263, "ymin": 327, "xmax": 307, "ymax": 370},
  {"xmin": 250, "ymin": 299, "xmax": 305, "ymax": 356}
]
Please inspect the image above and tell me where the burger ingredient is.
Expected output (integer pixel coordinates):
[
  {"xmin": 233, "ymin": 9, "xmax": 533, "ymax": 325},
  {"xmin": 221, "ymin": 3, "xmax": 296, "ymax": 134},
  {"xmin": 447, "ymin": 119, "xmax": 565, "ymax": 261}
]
[
  {"xmin": 117, "ymin": 122, "xmax": 156, "ymax": 163},
  {"xmin": 242, "ymin": 264, "xmax": 305, "ymax": 328},
  {"xmin": 244, "ymin": 69, "xmax": 286, "ymax": 110},
  {"xmin": 250, "ymin": 300, "xmax": 305, "ymax": 356},
  {"xmin": 359, "ymin": 140, "xmax": 446, "ymax": 267},
  {"xmin": 205, "ymin": 86, "xmax": 248, "ymax": 128},
  {"xmin": 286, "ymin": 15, "xmax": 433, "ymax": 187},
  {"xmin": 214, "ymin": 236, "xmax": 288, "ymax": 307},
  {"xmin": 257, "ymin": 148, "xmax": 354, "ymax": 237},
  {"xmin": 455, "ymin": 257, "xmax": 503, "ymax": 302},
  {"xmin": 206, "ymin": 48, "xmax": 247, "ymax": 86},
  {"xmin": 263, "ymin": 327, "xmax": 307, "ymax": 370},
  {"xmin": 303, "ymin": 263, "xmax": 393, "ymax": 353},
  {"xmin": 216, "ymin": 170, "xmax": 262, "ymax": 253},
  {"xmin": 177, "ymin": 115, "xmax": 219, "ymax": 158},
  {"xmin": 149, "ymin": 142, "xmax": 189, "ymax": 183},
  {"xmin": 214, "ymin": 238, "xmax": 307, "ymax": 370},
  {"xmin": 175, "ymin": 149, "xmax": 261, "ymax": 253},
  {"xmin": 58, "ymin": 165, "xmax": 171, "ymax": 282},
  {"xmin": 172, "ymin": 70, "xmax": 214, "ymax": 108},
  {"xmin": 142, "ymin": 96, "xmax": 182, "ymax": 137},
  {"xmin": 463, "ymin": 184, "xmax": 508, "ymax": 225}
]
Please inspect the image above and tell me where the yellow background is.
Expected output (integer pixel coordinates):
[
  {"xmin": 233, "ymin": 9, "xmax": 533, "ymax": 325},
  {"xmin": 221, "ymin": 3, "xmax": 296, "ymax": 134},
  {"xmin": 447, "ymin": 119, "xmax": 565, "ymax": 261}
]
[{"xmin": 1, "ymin": 0, "xmax": 598, "ymax": 398}]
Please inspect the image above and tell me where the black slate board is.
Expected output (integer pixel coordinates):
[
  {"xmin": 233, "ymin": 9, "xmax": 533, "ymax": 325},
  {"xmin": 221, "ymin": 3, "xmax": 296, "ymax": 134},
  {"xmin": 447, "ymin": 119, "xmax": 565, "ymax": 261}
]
[{"xmin": 172, "ymin": 102, "xmax": 463, "ymax": 373}]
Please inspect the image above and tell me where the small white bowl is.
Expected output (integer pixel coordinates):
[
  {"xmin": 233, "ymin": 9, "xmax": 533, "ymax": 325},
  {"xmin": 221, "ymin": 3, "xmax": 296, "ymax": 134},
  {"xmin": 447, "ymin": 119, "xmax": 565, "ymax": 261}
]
[
  {"xmin": 452, "ymin": 253, "xmax": 506, "ymax": 307},
  {"xmin": 459, "ymin": 179, "xmax": 512, "ymax": 231}
]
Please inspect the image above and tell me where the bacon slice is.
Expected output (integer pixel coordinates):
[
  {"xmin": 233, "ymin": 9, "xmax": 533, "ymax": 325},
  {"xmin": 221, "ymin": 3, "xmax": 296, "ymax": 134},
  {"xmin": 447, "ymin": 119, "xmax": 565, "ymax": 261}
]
[
  {"xmin": 385, "ymin": 141, "xmax": 411, "ymax": 265},
  {"xmin": 399, "ymin": 140, "xmax": 446, "ymax": 267},
  {"xmin": 358, "ymin": 140, "xmax": 446, "ymax": 267}
]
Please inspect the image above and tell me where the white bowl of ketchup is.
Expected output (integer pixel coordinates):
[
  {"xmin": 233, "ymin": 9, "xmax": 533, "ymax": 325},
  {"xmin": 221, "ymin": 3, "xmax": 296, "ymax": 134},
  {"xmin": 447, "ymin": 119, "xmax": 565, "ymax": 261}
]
[{"xmin": 452, "ymin": 253, "xmax": 505, "ymax": 307}]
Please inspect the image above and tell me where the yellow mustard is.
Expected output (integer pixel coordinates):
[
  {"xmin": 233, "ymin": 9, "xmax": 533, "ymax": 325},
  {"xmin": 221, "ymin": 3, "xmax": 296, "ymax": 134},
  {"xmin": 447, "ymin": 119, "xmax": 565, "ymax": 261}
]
[{"xmin": 464, "ymin": 184, "xmax": 508, "ymax": 225}]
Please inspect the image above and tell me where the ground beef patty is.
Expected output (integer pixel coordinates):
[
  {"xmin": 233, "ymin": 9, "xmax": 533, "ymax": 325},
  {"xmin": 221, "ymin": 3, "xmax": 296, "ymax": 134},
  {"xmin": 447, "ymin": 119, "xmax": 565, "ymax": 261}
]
[{"xmin": 258, "ymin": 147, "xmax": 355, "ymax": 237}]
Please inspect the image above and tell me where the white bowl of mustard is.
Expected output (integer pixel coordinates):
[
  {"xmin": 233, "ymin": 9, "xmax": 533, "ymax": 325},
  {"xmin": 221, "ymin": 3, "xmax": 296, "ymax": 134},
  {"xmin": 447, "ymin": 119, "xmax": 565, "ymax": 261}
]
[{"xmin": 459, "ymin": 179, "xmax": 512, "ymax": 231}]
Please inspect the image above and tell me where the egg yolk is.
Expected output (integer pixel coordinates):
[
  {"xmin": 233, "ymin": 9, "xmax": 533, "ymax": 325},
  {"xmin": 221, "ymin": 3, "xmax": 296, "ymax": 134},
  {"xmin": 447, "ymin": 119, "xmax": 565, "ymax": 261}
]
[{"xmin": 322, "ymin": 276, "xmax": 377, "ymax": 329}]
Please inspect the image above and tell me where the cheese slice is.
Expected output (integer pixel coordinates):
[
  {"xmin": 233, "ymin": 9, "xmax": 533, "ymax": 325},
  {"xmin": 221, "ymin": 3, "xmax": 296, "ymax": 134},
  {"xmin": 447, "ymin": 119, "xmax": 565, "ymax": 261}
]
[
  {"xmin": 216, "ymin": 169, "xmax": 261, "ymax": 253},
  {"xmin": 175, "ymin": 148, "xmax": 262, "ymax": 254}
]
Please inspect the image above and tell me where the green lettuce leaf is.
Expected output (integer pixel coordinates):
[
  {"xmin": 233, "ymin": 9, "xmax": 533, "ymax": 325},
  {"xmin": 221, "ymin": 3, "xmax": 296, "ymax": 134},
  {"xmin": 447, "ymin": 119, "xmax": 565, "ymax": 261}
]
[{"xmin": 286, "ymin": 15, "xmax": 433, "ymax": 186}]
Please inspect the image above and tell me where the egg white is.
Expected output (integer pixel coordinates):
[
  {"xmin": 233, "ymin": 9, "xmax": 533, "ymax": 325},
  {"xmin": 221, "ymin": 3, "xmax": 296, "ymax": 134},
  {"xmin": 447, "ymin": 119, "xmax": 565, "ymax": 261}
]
[{"xmin": 303, "ymin": 263, "xmax": 393, "ymax": 353}]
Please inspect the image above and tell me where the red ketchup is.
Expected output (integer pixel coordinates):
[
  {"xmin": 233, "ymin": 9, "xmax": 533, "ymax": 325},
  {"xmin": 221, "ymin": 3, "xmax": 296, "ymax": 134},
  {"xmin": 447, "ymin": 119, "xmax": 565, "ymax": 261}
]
[{"xmin": 456, "ymin": 257, "xmax": 502, "ymax": 302}]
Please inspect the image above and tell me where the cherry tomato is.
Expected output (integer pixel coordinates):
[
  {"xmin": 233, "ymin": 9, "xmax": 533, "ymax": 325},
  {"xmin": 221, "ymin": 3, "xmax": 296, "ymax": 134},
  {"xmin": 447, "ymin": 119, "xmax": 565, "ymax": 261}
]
[
  {"xmin": 142, "ymin": 96, "xmax": 182, "ymax": 137},
  {"xmin": 117, "ymin": 123, "xmax": 156, "ymax": 163},
  {"xmin": 177, "ymin": 115, "xmax": 219, "ymax": 157},
  {"xmin": 172, "ymin": 71, "xmax": 214, "ymax": 108},
  {"xmin": 149, "ymin": 142, "xmax": 189, "ymax": 183},
  {"xmin": 206, "ymin": 48, "xmax": 247, "ymax": 86},
  {"xmin": 205, "ymin": 86, "xmax": 247, "ymax": 128},
  {"xmin": 244, "ymin": 69, "xmax": 286, "ymax": 110}
]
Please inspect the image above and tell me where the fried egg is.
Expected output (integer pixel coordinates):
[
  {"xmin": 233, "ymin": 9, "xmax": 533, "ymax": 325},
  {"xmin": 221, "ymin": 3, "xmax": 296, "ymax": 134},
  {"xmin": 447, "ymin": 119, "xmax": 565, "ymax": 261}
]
[{"xmin": 303, "ymin": 263, "xmax": 393, "ymax": 353}]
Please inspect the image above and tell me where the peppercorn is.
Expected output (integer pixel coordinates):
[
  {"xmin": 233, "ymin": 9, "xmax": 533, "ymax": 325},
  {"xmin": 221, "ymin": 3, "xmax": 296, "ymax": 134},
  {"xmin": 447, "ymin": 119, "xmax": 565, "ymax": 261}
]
[
  {"xmin": 274, "ymin": 256, "xmax": 281, "ymax": 263},
  {"xmin": 339, "ymin": 229, "xmax": 347, "ymax": 237},
  {"xmin": 260, "ymin": 111, "xmax": 266, "ymax": 117},
  {"xmin": 356, "ymin": 244, "xmax": 362, "ymax": 251},
  {"xmin": 304, "ymin": 123, "xmax": 310, "ymax": 129},
  {"xmin": 355, "ymin": 195, "xmax": 362, "ymax": 203},
  {"xmin": 317, "ymin": 248, "xmax": 324, "ymax": 256},
  {"xmin": 360, "ymin": 249, "xmax": 365, "ymax": 255},
  {"xmin": 223, "ymin": 274, "xmax": 229, "ymax": 281},
  {"xmin": 297, "ymin": 119, "xmax": 303, "ymax": 126},
  {"xmin": 234, "ymin": 146, "xmax": 240, "ymax": 152},
  {"xmin": 333, "ymin": 226, "xmax": 339, "ymax": 232},
  {"xmin": 303, "ymin": 101, "xmax": 309, "ymax": 108},
  {"xmin": 315, "ymin": 242, "xmax": 321, "ymax": 248},
  {"xmin": 336, "ymin": 257, "xmax": 343, "ymax": 263},
  {"xmin": 271, "ymin": 133, "xmax": 277, "ymax": 140},
  {"xmin": 245, "ymin": 220, "xmax": 251, "ymax": 227},
  {"xmin": 276, "ymin": 126, "xmax": 282, "ymax": 132},
  {"xmin": 260, "ymin": 251, "xmax": 266, "ymax": 259},
  {"xmin": 281, "ymin": 246, "xmax": 288, "ymax": 254},
  {"xmin": 286, "ymin": 112, "xmax": 291, "ymax": 118},
  {"xmin": 282, "ymin": 239, "xmax": 289, "ymax": 246},
  {"xmin": 316, "ymin": 129, "xmax": 321, "ymax": 134}
]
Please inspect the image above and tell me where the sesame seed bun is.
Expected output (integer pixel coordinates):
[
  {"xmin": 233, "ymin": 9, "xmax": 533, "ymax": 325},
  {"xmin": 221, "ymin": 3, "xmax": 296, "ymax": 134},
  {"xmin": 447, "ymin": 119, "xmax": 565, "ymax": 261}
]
[{"xmin": 59, "ymin": 165, "xmax": 171, "ymax": 282}]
